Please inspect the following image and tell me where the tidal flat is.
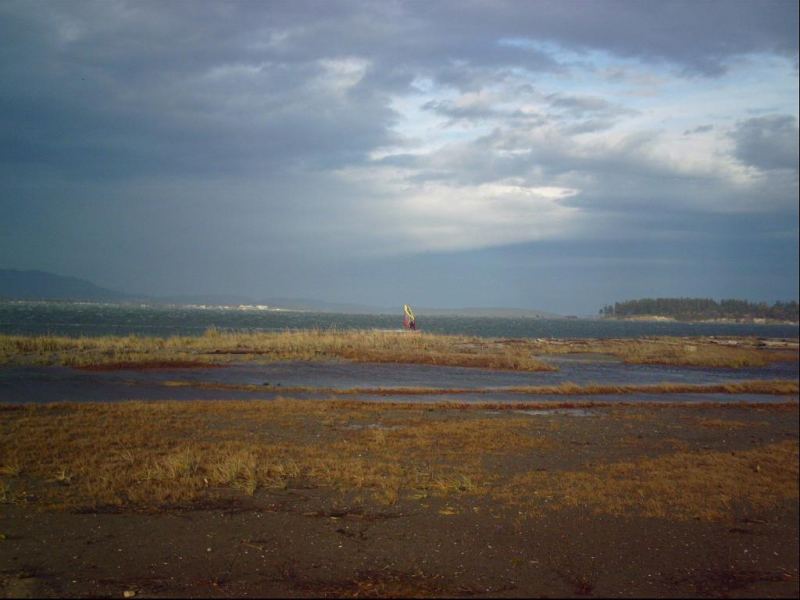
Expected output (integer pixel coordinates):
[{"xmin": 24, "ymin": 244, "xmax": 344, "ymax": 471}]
[
  {"xmin": 1, "ymin": 400, "xmax": 798, "ymax": 598},
  {"xmin": 0, "ymin": 332, "xmax": 798, "ymax": 597}
]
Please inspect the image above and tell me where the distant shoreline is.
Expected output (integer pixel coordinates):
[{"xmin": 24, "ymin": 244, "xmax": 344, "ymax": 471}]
[
  {"xmin": 2, "ymin": 300, "xmax": 798, "ymax": 341},
  {"xmin": 603, "ymin": 315, "xmax": 800, "ymax": 326},
  {"xmin": 3, "ymin": 299, "xmax": 799, "ymax": 325}
]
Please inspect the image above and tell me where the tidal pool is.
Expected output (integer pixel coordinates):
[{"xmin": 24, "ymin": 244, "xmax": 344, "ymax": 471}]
[{"xmin": 1, "ymin": 355, "xmax": 796, "ymax": 404}]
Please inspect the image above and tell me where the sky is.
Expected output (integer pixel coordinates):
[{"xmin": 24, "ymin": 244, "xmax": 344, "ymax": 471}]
[{"xmin": 1, "ymin": 0, "xmax": 798, "ymax": 315}]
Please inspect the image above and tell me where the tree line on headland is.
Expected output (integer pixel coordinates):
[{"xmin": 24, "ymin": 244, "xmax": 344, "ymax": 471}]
[{"xmin": 599, "ymin": 298, "xmax": 799, "ymax": 322}]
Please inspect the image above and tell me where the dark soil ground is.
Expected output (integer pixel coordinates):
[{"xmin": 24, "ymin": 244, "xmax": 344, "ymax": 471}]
[
  {"xmin": 1, "ymin": 401, "xmax": 798, "ymax": 598},
  {"xmin": 2, "ymin": 497, "xmax": 797, "ymax": 598}
]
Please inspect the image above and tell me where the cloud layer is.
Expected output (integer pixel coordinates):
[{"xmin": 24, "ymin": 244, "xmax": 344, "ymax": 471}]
[{"xmin": 0, "ymin": 0, "xmax": 797, "ymax": 312}]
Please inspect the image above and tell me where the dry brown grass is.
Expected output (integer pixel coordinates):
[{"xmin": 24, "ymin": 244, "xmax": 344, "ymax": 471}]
[
  {"xmin": 2, "ymin": 331, "xmax": 795, "ymax": 371},
  {"xmin": 694, "ymin": 417, "xmax": 750, "ymax": 430},
  {"xmin": 1, "ymin": 399, "xmax": 796, "ymax": 522},
  {"xmin": 497, "ymin": 440, "xmax": 799, "ymax": 521},
  {"xmin": 521, "ymin": 336, "xmax": 798, "ymax": 368},
  {"xmin": 0, "ymin": 400, "xmax": 550, "ymax": 510},
  {"xmin": 0, "ymin": 330, "xmax": 554, "ymax": 371}
]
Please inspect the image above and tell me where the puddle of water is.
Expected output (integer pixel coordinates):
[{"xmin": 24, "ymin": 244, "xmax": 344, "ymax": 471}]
[
  {"xmin": 515, "ymin": 409, "xmax": 595, "ymax": 417},
  {"xmin": 348, "ymin": 392, "xmax": 797, "ymax": 405},
  {"xmin": 538, "ymin": 353, "xmax": 620, "ymax": 363},
  {"xmin": 340, "ymin": 423, "xmax": 403, "ymax": 431},
  {"xmin": 53, "ymin": 357, "xmax": 797, "ymax": 389},
  {"xmin": 1, "ymin": 357, "xmax": 797, "ymax": 404}
]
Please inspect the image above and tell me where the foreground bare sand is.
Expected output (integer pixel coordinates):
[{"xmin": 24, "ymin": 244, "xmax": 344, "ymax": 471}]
[{"xmin": 1, "ymin": 399, "xmax": 798, "ymax": 598}]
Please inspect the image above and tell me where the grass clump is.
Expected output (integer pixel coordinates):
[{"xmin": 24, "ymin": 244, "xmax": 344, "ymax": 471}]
[
  {"xmin": 496, "ymin": 440, "xmax": 799, "ymax": 521},
  {"xmin": 525, "ymin": 336, "xmax": 797, "ymax": 368}
]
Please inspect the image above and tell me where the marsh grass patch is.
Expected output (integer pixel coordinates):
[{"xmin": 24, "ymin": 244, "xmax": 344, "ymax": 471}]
[
  {"xmin": 1, "ymin": 400, "xmax": 796, "ymax": 519},
  {"xmin": 497, "ymin": 440, "xmax": 799, "ymax": 521},
  {"xmin": 526, "ymin": 336, "xmax": 797, "ymax": 368},
  {"xmin": 0, "ymin": 330, "xmax": 555, "ymax": 372}
]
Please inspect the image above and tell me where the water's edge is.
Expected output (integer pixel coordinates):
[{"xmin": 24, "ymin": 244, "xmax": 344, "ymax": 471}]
[{"xmin": 2, "ymin": 302, "xmax": 798, "ymax": 339}]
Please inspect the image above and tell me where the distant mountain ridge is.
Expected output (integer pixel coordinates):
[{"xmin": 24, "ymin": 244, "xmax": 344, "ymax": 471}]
[
  {"xmin": 0, "ymin": 269, "xmax": 130, "ymax": 302},
  {"xmin": 0, "ymin": 269, "xmax": 560, "ymax": 317}
]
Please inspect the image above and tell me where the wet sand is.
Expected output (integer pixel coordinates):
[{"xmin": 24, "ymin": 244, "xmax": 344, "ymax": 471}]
[{"xmin": 1, "ymin": 399, "xmax": 798, "ymax": 598}]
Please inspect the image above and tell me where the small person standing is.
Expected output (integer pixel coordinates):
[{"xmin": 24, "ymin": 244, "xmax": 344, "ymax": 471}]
[{"xmin": 403, "ymin": 304, "xmax": 417, "ymax": 330}]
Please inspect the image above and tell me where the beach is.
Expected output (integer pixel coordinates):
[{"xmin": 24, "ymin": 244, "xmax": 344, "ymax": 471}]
[
  {"xmin": 4, "ymin": 0, "xmax": 799, "ymax": 595},
  {"xmin": 1, "ymin": 332, "xmax": 798, "ymax": 597}
]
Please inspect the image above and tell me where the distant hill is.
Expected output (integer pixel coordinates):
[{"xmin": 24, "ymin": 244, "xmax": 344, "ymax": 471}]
[
  {"xmin": 0, "ymin": 269, "xmax": 560, "ymax": 317},
  {"xmin": 0, "ymin": 269, "xmax": 130, "ymax": 302}
]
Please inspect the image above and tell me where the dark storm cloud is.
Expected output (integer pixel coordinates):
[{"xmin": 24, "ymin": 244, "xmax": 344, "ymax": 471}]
[
  {"xmin": 0, "ymin": 0, "xmax": 795, "ymax": 183},
  {"xmin": 730, "ymin": 115, "xmax": 799, "ymax": 172},
  {"xmin": 0, "ymin": 2, "xmax": 412, "ymax": 180},
  {"xmin": 683, "ymin": 125, "xmax": 714, "ymax": 136},
  {"xmin": 1, "ymin": 0, "xmax": 797, "ymax": 310},
  {"xmin": 424, "ymin": 0, "xmax": 799, "ymax": 77}
]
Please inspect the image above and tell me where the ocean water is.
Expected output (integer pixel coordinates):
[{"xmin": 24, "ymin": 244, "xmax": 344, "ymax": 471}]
[{"xmin": 1, "ymin": 300, "xmax": 798, "ymax": 339}]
